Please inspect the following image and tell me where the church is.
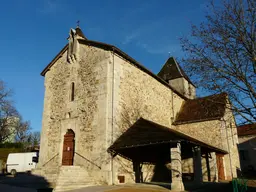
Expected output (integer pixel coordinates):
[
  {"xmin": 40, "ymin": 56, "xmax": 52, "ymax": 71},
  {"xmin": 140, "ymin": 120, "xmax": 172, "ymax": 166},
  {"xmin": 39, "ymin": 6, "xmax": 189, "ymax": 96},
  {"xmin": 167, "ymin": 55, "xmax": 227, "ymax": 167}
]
[{"xmin": 33, "ymin": 26, "xmax": 240, "ymax": 192}]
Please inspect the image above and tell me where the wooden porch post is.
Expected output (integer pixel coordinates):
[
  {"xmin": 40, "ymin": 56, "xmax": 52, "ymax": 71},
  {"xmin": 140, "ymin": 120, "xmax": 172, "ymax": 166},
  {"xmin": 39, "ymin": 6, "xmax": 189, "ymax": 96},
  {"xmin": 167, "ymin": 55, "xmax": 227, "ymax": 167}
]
[{"xmin": 193, "ymin": 146, "xmax": 203, "ymax": 183}]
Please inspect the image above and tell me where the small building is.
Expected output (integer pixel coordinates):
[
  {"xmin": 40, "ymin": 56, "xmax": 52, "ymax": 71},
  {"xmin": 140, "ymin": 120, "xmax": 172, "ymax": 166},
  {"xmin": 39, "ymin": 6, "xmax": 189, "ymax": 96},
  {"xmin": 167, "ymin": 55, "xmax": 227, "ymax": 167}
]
[
  {"xmin": 237, "ymin": 123, "xmax": 256, "ymax": 175},
  {"xmin": 33, "ymin": 26, "xmax": 240, "ymax": 191}
]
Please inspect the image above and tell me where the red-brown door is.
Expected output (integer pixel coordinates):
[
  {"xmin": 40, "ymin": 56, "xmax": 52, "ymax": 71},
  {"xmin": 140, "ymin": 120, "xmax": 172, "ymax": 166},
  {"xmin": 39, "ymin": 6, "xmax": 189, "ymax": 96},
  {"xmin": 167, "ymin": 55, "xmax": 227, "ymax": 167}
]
[
  {"xmin": 62, "ymin": 130, "xmax": 75, "ymax": 165},
  {"xmin": 216, "ymin": 153, "xmax": 225, "ymax": 181}
]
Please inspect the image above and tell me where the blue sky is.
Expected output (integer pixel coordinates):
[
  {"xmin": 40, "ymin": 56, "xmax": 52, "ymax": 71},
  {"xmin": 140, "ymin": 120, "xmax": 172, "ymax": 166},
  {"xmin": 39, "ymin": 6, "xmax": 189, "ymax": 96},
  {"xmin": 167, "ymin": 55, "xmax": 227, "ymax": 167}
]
[{"xmin": 0, "ymin": 0, "xmax": 210, "ymax": 131}]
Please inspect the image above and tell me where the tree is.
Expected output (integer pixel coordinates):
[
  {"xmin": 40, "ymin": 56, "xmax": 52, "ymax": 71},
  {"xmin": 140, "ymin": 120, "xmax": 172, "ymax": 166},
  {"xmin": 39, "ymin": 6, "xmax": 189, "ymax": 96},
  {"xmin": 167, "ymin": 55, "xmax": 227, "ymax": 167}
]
[
  {"xmin": 0, "ymin": 80, "xmax": 19, "ymax": 143},
  {"xmin": 180, "ymin": 0, "xmax": 256, "ymax": 125},
  {"xmin": 30, "ymin": 131, "xmax": 40, "ymax": 146},
  {"xmin": 14, "ymin": 117, "xmax": 31, "ymax": 143},
  {"xmin": 0, "ymin": 80, "xmax": 32, "ymax": 144}
]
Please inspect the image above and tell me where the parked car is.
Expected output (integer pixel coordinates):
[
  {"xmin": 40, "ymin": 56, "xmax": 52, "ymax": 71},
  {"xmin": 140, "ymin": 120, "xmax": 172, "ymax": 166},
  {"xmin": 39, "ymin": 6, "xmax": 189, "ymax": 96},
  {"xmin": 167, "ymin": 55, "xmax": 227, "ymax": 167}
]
[{"xmin": 6, "ymin": 152, "xmax": 38, "ymax": 175}]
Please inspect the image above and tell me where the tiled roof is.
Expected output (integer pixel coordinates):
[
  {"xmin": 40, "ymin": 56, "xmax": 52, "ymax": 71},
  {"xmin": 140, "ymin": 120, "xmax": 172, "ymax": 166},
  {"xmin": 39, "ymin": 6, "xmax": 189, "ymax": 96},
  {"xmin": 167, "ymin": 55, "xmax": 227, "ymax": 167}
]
[
  {"xmin": 158, "ymin": 57, "xmax": 195, "ymax": 86},
  {"xmin": 237, "ymin": 123, "xmax": 256, "ymax": 136},
  {"xmin": 108, "ymin": 118, "xmax": 227, "ymax": 154},
  {"xmin": 174, "ymin": 93, "xmax": 227, "ymax": 124}
]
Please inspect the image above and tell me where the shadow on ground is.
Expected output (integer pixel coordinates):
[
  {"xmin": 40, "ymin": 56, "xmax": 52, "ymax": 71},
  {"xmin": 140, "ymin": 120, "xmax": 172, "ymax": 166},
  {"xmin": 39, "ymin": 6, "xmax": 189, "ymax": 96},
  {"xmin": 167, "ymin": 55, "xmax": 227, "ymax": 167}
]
[
  {"xmin": 0, "ymin": 172, "xmax": 53, "ymax": 192},
  {"xmin": 184, "ymin": 181, "xmax": 256, "ymax": 192},
  {"xmin": 137, "ymin": 180, "xmax": 256, "ymax": 192}
]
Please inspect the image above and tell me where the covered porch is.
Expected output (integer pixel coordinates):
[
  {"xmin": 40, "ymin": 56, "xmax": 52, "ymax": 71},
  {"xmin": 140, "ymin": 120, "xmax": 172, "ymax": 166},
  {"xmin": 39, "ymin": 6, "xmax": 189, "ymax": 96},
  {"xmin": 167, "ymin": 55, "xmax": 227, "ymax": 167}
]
[{"xmin": 108, "ymin": 118, "xmax": 227, "ymax": 191}]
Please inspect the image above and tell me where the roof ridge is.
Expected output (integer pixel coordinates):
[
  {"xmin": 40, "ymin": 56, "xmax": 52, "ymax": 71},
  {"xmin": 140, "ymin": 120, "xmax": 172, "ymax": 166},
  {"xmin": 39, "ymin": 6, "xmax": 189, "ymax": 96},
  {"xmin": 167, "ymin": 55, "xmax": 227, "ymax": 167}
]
[{"xmin": 193, "ymin": 92, "xmax": 227, "ymax": 100}]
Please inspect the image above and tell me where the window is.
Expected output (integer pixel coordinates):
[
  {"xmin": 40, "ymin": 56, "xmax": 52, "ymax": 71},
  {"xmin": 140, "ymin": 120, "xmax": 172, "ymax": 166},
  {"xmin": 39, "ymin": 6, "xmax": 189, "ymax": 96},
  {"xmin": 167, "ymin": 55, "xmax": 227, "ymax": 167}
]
[{"xmin": 71, "ymin": 82, "xmax": 75, "ymax": 101}]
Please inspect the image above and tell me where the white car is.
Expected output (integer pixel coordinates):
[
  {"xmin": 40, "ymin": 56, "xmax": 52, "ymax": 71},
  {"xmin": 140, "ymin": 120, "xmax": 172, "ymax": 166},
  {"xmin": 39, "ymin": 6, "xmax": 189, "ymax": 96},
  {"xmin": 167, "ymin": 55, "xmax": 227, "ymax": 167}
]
[{"xmin": 6, "ymin": 152, "xmax": 38, "ymax": 175}]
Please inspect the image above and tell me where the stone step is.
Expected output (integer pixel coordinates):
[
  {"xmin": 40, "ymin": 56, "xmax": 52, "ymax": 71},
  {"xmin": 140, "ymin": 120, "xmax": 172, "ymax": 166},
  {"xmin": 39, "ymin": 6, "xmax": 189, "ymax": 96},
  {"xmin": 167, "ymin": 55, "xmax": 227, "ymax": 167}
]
[
  {"xmin": 56, "ymin": 180, "xmax": 94, "ymax": 184},
  {"xmin": 59, "ymin": 166, "xmax": 82, "ymax": 169},
  {"xmin": 54, "ymin": 184, "xmax": 94, "ymax": 192},
  {"xmin": 56, "ymin": 176, "xmax": 91, "ymax": 179},
  {"xmin": 58, "ymin": 172, "xmax": 89, "ymax": 175},
  {"xmin": 56, "ymin": 177, "xmax": 93, "ymax": 180},
  {"xmin": 57, "ymin": 180, "xmax": 94, "ymax": 184},
  {"xmin": 57, "ymin": 173, "xmax": 90, "ymax": 176},
  {"xmin": 54, "ymin": 166, "xmax": 96, "ymax": 192}
]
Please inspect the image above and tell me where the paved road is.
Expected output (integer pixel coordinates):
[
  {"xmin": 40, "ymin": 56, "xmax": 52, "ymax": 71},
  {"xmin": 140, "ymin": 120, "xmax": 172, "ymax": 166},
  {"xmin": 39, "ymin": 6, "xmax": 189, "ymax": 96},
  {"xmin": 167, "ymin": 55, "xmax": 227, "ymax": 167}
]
[{"xmin": 0, "ymin": 183, "xmax": 37, "ymax": 192}]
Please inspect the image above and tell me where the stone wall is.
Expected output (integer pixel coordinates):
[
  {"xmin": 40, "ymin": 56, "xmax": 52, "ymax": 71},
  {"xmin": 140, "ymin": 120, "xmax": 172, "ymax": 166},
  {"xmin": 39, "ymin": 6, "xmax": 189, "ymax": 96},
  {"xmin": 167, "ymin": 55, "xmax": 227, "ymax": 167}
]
[
  {"xmin": 201, "ymin": 153, "xmax": 218, "ymax": 182},
  {"xmin": 221, "ymin": 106, "xmax": 240, "ymax": 179},
  {"xmin": 169, "ymin": 77, "xmax": 195, "ymax": 99},
  {"xmin": 38, "ymin": 43, "xmax": 112, "ymax": 184},
  {"xmin": 175, "ymin": 120, "xmax": 224, "ymax": 150},
  {"xmin": 111, "ymin": 54, "xmax": 185, "ymax": 184},
  {"xmin": 176, "ymin": 115, "xmax": 240, "ymax": 180},
  {"xmin": 39, "ymin": 50, "xmax": 71, "ymax": 168}
]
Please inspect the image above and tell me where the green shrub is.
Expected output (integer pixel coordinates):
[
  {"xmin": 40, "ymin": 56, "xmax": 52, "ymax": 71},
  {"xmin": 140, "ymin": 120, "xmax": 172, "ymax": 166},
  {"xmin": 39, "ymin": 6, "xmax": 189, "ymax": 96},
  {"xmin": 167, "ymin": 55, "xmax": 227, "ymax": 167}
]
[{"xmin": 0, "ymin": 142, "xmax": 24, "ymax": 149}]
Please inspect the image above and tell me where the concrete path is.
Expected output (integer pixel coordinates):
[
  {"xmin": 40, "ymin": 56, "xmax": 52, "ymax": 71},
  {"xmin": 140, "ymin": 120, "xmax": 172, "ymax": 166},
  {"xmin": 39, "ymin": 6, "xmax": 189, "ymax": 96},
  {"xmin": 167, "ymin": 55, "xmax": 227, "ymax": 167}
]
[{"xmin": 0, "ymin": 183, "xmax": 37, "ymax": 192}]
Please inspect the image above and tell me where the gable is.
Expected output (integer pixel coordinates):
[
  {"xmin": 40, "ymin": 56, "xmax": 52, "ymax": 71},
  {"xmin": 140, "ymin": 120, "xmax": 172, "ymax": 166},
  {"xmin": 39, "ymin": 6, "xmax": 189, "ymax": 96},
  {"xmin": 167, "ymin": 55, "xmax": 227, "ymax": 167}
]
[
  {"xmin": 41, "ymin": 44, "xmax": 68, "ymax": 76},
  {"xmin": 41, "ymin": 37, "xmax": 188, "ymax": 100}
]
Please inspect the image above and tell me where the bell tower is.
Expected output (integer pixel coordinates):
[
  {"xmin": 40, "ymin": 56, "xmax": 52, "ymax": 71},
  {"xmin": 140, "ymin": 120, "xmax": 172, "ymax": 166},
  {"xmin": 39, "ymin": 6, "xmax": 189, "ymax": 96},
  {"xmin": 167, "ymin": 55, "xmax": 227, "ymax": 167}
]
[{"xmin": 158, "ymin": 57, "xmax": 196, "ymax": 99}]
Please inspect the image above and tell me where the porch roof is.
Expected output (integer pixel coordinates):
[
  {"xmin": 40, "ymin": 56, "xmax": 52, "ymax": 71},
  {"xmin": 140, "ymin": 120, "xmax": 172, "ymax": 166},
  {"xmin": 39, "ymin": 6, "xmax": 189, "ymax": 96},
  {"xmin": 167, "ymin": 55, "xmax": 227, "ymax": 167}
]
[{"xmin": 108, "ymin": 118, "xmax": 227, "ymax": 156}]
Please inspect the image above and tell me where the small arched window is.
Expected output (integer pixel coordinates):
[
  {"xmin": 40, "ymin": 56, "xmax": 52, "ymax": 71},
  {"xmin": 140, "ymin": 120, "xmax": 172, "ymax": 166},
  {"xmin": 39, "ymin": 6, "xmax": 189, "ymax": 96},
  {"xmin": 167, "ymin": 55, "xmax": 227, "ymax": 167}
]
[{"xmin": 71, "ymin": 82, "xmax": 75, "ymax": 101}]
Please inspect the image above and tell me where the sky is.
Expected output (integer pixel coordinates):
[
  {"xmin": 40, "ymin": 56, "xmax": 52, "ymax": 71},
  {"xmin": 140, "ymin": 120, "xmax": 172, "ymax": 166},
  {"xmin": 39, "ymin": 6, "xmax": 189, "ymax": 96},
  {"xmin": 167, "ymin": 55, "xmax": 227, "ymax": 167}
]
[{"xmin": 0, "ymin": 0, "xmax": 211, "ymax": 131}]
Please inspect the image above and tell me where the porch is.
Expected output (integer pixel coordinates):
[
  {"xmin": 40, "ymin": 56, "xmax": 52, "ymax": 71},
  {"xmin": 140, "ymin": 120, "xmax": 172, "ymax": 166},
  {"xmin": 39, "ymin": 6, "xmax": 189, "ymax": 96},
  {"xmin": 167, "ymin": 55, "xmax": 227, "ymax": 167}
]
[{"xmin": 108, "ymin": 118, "xmax": 228, "ymax": 191}]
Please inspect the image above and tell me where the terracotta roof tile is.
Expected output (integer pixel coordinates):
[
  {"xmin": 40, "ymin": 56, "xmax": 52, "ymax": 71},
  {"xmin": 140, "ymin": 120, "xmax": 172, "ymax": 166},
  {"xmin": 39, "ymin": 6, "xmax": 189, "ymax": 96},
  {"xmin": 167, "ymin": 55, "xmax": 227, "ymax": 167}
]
[
  {"xmin": 174, "ymin": 93, "xmax": 227, "ymax": 124},
  {"xmin": 108, "ymin": 118, "xmax": 227, "ymax": 154},
  {"xmin": 237, "ymin": 123, "xmax": 256, "ymax": 136}
]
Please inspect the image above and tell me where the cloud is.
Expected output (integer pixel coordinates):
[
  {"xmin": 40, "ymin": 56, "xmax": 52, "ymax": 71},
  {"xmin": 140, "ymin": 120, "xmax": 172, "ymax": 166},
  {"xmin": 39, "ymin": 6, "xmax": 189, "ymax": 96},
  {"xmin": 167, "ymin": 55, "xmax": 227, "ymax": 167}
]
[
  {"xmin": 121, "ymin": 18, "xmax": 166, "ymax": 45},
  {"xmin": 40, "ymin": 0, "xmax": 64, "ymax": 14},
  {"xmin": 136, "ymin": 42, "xmax": 181, "ymax": 55},
  {"xmin": 122, "ymin": 31, "xmax": 141, "ymax": 45},
  {"xmin": 121, "ymin": 17, "xmax": 181, "ymax": 55}
]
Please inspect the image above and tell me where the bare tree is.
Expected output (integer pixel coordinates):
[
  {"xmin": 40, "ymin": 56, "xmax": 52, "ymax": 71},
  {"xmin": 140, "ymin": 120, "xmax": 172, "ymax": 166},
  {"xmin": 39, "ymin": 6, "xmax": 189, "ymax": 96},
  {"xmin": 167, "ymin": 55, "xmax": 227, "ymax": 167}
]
[
  {"xmin": 180, "ymin": 0, "xmax": 256, "ymax": 125},
  {"xmin": 15, "ymin": 118, "xmax": 31, "ymax": 143},
  {"xmin": 0, "ymin": 80, "xmax": 19, "ymax": 143},
  {"xmin": 30, "ymin": 131, "xmax": 40, "ymax": 146}
]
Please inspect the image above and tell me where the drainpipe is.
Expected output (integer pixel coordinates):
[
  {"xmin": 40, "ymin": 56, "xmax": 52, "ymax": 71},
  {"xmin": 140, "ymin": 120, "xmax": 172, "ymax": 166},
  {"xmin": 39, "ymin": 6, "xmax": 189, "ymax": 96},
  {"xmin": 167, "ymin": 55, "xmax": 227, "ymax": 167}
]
[{"xmin": 111, "ymin": 48, "xmax": 115, "ymax": 185}]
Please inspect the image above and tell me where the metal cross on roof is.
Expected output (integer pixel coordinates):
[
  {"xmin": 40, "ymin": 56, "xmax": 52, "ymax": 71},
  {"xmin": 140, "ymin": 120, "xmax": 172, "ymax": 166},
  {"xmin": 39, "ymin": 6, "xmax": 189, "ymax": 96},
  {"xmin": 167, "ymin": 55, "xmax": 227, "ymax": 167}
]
[{"xmin": 76, "ymin": 20, "xmax": 80, "ymax": 27}]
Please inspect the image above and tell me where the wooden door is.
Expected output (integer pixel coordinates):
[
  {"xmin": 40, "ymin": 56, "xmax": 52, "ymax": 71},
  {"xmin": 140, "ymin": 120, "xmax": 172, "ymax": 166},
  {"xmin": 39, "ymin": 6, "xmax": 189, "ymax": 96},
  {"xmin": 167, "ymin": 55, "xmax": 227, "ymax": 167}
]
[
  {"xmin": 216, "ymin": 153, "xmax": 225, "ymax": 180},
  {"xmin": 62, "ymin": 130, "xmax": 75, "ymax": 165}
]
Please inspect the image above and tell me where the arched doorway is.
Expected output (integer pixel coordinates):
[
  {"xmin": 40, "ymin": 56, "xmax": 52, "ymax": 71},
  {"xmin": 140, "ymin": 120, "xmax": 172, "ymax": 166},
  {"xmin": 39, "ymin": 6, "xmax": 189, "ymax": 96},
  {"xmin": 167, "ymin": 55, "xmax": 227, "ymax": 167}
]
[{"xmin": 62, "ymin": 129, "xmax": 75, "ymax": 165}]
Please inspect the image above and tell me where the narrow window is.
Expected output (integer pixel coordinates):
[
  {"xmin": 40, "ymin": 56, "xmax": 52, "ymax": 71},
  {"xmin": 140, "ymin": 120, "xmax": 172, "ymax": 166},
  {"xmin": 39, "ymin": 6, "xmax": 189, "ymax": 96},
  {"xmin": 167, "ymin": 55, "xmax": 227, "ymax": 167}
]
[{"xmin": 71, "ymin": 82, "xmax": 75, "ymax": 101}]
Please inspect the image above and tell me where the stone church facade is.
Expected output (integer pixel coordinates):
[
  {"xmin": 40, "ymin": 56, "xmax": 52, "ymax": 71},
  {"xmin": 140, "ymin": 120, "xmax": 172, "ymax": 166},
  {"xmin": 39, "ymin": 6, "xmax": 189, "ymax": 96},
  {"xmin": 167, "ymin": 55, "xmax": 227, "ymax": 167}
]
[{"xmin": 34, "ymin": 27, "xmax": 240, "ymax": 191}]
